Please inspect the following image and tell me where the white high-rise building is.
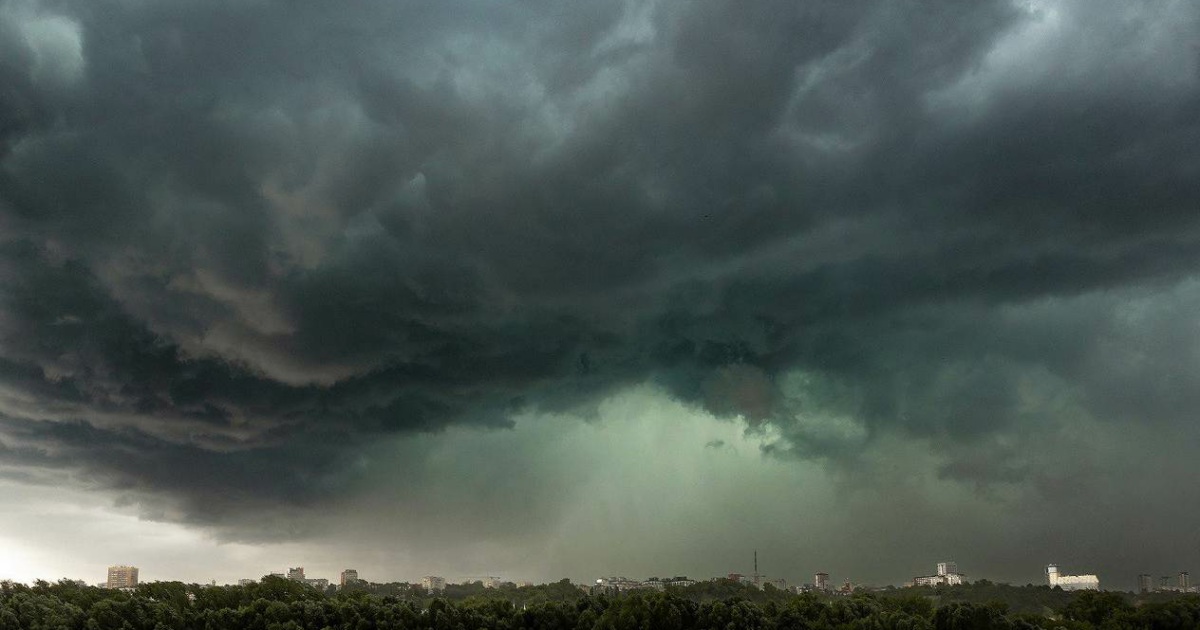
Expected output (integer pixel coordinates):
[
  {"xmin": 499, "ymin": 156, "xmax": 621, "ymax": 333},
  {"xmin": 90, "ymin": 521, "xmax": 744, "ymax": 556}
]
[{"xmin": 1047, "ymin": 564, "xmax": 1099, "ymax": 591}]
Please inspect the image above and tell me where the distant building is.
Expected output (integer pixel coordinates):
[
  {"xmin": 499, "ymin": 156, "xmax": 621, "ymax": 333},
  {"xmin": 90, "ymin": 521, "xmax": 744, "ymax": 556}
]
[
  {"xmin": 723, "ymin": 573, "xmax": 753, "ymax": 586},
  {"xmin": 913, "ymin": 561, "xmax": 966, "ymax": 587},
  {"xmin": 106, "ymin": 566, "xmax": 138, "ymax": 590},
  {"xmin": 105, "ymin": 564, "xmax": 137, "ymax": 590},
  {"xmin": 422, "ymin": 576, "xmax": 446, "ymax": 593},
  {"xmin": 304, "ymin": 578, "xmax": 328, "ymax": 590},
  {"xmin": 340, "ymin": 570, "xmax": 358, "ymax": 588},
  {"xmin": 1138, "ymin": 574, "xmax": 1152, "ymax": 594},
  {"xmin": 642, "ymin": 578, "xmax": 666, "ymax": 591},
  {"xmin": 287, "ymin": 567, "xmax": 305, "ymax": 581},
  {"xmin": 592, "ymin": 577, "xmax": 642, "ymax": 594},
  {"xmin": 814, "ymin": 572, "xmax": 830, "ymax": 591},
  {"xmin": 1047, "ymin": 564, "xmax": 1099, "ymax": 591},
  {"xmin": 239, "ymin": 579, "xmax": 256, "ymax": 587},
  {"xmin": 482, "ymin": 576, "xmax": 503, "ymax": 589},
  {"xmin": 1181, "ymin": 572, "xmax": 1190, "ymax": 592},
  {"xmin": 596, "ymin": 576, "xmax": 698, "ymax": 593}
]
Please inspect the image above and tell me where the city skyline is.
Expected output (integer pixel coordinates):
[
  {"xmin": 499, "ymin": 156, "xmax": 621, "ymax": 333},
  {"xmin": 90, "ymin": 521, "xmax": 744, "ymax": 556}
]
[
  {"xmin": 6, "ymin": 554, "xmax": 1198, "ymax": 595},
  {"xmin": 3, "ymin": 0, "xmax": 1200, "ymax": 598}
]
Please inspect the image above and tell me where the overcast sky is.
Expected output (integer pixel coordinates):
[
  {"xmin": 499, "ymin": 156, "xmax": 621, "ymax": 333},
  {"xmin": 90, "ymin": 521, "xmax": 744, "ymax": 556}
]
[{"xmin": 2, "ymin": 0, "xmax": 1200, "ymax": 591}]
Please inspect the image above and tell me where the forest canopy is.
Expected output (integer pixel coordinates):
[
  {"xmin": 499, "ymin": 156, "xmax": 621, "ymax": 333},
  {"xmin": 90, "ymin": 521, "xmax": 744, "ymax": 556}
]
[{"xmin": 3, "ymin": 577, "xmax": 1200, "ymax": 630}]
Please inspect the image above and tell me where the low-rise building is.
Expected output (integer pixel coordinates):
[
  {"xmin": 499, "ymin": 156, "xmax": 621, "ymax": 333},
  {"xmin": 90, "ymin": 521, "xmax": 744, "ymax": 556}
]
[
  {"xmin": 422, "ymin": 576, "xmax": 447, "ymax": 593},
  {"xmin": 1047, "ymin": 564, "xmax": 1099, "ymax": 591},
  {"xmin": 482, "ymin": 576, "xmax": 503, "ymax": 589},
  {"xmin": 913, "ymin": 561, "xmax": 966, "ymax": 587},
  {"xmin": 592, "ymin": 577, "xmax": 642, "ymax": 594}
]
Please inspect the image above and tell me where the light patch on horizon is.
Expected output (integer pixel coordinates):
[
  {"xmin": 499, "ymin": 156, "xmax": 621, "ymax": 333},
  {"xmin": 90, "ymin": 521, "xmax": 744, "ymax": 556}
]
[{"xmin": 0, "ymin": 479, "xmax": 312, "ymax": 585}]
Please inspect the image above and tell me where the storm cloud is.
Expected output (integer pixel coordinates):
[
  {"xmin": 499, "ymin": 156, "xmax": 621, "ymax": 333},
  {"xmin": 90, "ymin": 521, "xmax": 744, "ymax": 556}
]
[{"xmin": 2, "ymin": 0, "xmax": 1200, "ymax": 587}]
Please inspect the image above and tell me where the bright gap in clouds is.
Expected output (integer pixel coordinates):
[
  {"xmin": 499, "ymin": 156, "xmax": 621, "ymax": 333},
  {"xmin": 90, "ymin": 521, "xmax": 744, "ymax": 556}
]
[{"xmin": 0, "ymin": 479, "xmax": 309, "ymax": 585}]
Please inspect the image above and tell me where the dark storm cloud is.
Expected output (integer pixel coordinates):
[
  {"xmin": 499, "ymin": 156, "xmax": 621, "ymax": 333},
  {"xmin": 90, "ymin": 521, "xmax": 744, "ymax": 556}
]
[{"xmin": 2, "ymin": 0, "xmax": 1200, "ymax": 538}]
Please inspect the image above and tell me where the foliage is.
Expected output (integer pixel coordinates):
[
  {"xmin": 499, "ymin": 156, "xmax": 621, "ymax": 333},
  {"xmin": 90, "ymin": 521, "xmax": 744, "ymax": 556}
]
[{"xmin": 4, "ymin": 578, "xmax": 1200, "ymax": 629}]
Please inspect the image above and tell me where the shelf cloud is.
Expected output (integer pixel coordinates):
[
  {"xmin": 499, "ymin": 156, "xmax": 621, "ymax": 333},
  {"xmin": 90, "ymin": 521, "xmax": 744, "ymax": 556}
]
[{"xmin": 1, "ymin": 0, "xmax": 1199, "ymax": 586}]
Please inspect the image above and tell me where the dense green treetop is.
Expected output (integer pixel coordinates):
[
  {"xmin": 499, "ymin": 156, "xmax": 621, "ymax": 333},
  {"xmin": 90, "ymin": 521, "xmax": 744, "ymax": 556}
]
[{"xmin": 3, "ymin": 577, "xmax": 1200, "ymax": 630}]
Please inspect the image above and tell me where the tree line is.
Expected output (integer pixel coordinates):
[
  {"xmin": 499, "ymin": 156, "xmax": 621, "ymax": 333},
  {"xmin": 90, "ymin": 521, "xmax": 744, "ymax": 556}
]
[{"xmin": 3, "ymin": 576, "xmax": 1199, "ymax": 629}]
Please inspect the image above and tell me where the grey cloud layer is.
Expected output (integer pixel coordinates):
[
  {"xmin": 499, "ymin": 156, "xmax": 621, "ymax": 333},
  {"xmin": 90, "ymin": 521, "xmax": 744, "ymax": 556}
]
[{"xmin": 2, "ymin": 0, "xmax": 1200, "ymax": 540}]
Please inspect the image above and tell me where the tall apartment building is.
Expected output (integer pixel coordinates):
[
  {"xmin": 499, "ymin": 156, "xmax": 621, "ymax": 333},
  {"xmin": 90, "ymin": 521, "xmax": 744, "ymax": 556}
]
[
  {"xmin": 1181, "ymin": 572, "xmax": 1190, "ymax": 592},
  {"xmin": 106, "ymin": 565, "xmax": 139, "ymax": 589},
  {"xmin": 1138, "ymin": 574, "xmax": 1152, "ymax": 594},
  {"xmin": 287, "ymin": 567, "xmax": 305, "ymax": 581},
  {"xmin": 814, "ymin": 572, "xmax": 830, "ymax": 591},
  {"xmin": 340, "ymin": 569, "xmax": 359, "ymax": 588}
]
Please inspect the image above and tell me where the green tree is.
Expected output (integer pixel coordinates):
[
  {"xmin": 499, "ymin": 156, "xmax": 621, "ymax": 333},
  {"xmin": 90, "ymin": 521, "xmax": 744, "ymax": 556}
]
[{"xmin": 1061, "ymin": 591, "xmax": 1134, "ymax": 628}]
